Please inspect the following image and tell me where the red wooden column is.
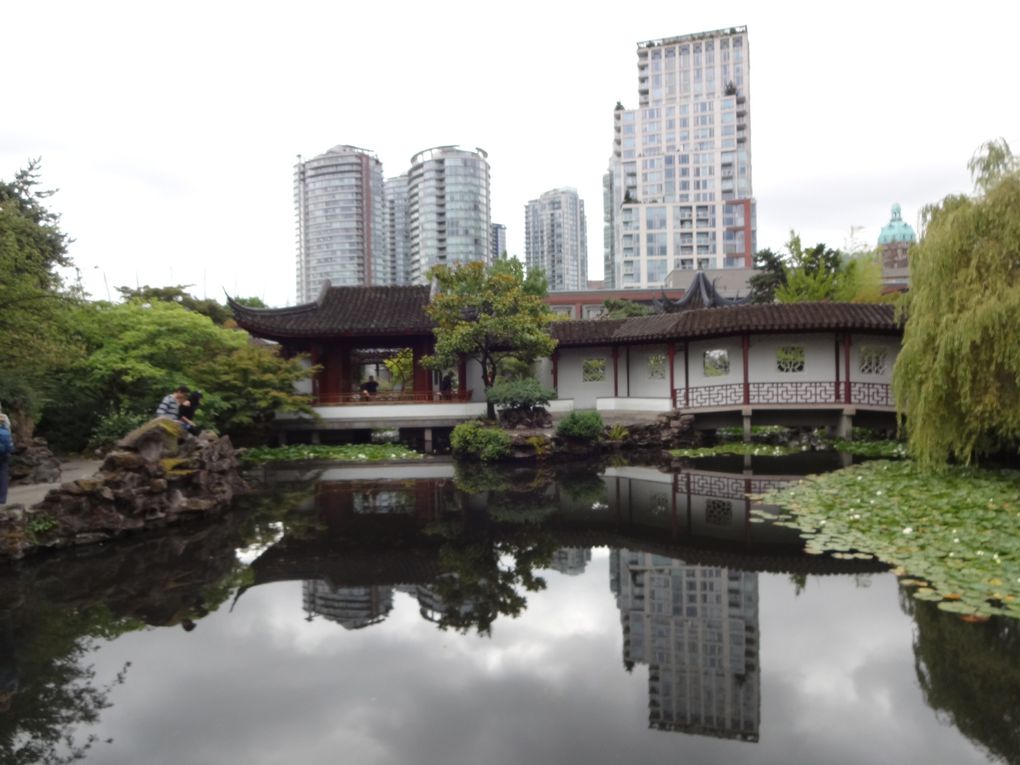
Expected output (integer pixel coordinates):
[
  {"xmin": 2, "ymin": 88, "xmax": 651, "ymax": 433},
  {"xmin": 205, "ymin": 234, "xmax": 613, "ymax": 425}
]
[
  {"xmin": 834, "ymin": 338, "xmax": 841, "ymax": 402},
  {"xmin": 612, "ymin": 346, "xmax": 619, "ymax": 397},
  {"xmin": 551, "ymin": 350, "xmax": 559, "ymax": 393},
  {"xmin": 742, "ymin": 334, "xmax": 750, "ymax": 405},
  {"xmin": 411, "ymin": 337, "xmax": 433, "ymax": 395},
  {"xmin": 683, "ymin": 340, "xmax": 690, "ymax": 407},
  {"xmin": 668, "ymin": 342, "xmax": 676, "ymax": 406},
  {"xmin": 843, "ymin": 334, "xmax": 852, "ymax": 404}
]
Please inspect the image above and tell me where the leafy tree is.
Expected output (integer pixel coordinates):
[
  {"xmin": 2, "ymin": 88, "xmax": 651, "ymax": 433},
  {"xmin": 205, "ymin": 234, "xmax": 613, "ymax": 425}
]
[
  {"xmin": 747, "ymin": 247, "xmax": 786, "ymax": 303},
  {"xmin": 383, "ymin": 348, "xmax": 413, "ymax": 390},
  {"xmin": 894, "ymin": 139, "xmax": 1020, "ymax": 466},
  {"xmin": 36, "ymin": 301, "xmax": 314, "ymax": 450},
  {"xmin": 116, "ymin": 284, "xmax": 233, "ymax": 325},
  {"xmin": 602, "ymin": 298, "xmax": 653, "ymax": 318},
  {"xmin": 423, "ymin": 260, "xmax": 557, "ymax": 419},
  {"xmin": 0, "ymin": 160, "xmax": 79, "ymax": 436}
]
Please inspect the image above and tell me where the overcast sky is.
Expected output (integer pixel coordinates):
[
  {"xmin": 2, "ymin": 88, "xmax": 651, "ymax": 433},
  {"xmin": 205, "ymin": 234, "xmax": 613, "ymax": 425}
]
[{"xmin": 3, "ymin": 1, "xmax": 1017, "ymax": 306}]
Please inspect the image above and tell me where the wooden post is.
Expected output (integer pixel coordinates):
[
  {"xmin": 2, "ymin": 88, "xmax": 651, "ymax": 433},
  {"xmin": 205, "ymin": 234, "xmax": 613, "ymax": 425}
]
[
  {"xmin": 612, "ymin": 346, "xmax": 619, "ymax": 397},
  {"xmin": 742, "ymin": 334, "xmax": 750, "ymax": 405},
  {"xmin": 843, "ymin": 334, "xmax": 852, "ymax": 404},
  {"xmin": 457, "ymin": 354, "xmax": 467, "ymax": 399},
  {"xmin": 668, "ymin": 342, "xmax": 676, "ymax": 406},
  {"xmin": 683, "ymin": 340, "xmax": 690, "ymax": 407},
  {"xmin": 551, "ymin": 350, "xmax": 559, "ymax": 392},
  {"xmin": 834, "ymin": 337, "xmax": 841, "ymax": 402}
]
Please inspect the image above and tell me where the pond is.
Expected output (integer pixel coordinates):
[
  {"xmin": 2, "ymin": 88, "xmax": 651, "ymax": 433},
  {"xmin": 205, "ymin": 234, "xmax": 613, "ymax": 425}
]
[{"xmin": 1, "ymin": 456, "xmax": 1017, "ymax": 764}]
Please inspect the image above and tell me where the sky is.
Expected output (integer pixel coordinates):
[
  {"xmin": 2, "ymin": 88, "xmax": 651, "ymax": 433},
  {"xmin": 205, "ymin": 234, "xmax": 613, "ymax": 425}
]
[{"xmin": 3, "ymin": 1, "xmax": 1018, "ymax": 307}]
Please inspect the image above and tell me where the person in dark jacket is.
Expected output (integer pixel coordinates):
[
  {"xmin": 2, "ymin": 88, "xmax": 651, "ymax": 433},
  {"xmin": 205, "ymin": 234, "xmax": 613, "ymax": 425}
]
[{"xmin": 178, "ymin": 390, "xmax": 202, "ymax": 433}]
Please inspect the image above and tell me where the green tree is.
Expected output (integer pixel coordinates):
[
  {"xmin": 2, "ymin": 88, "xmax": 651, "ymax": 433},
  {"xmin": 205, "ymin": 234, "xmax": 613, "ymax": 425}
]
[
  {"xmin": 747, "ymin": 247, "xmax": 786, "ymax": 303},
  {"xmin": 602, "ymin": 298, "xmax": 653, "ymax": 318},
  {"xmin": 423, "ymin": 260, "xmax": 557, "ymax": 419},
  {"xmin": 383, "ymin": 348, "xmax": 413, "ymax": 391},
  {"xmin": 116, "ymin": 284, "xmax": 233, "ymax": 325},
  {"xmin": 0, "ymin": 160, "xmax": 78, "ymax": 437},
  {"xmin": 893, "ymin": 139, "xmax": 1020, "ymax": 466}
]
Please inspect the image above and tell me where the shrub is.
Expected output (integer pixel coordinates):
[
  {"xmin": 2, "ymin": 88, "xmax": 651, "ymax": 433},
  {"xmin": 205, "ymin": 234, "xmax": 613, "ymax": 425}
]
[
  {"xmin": 607, "ymin": 424, "xmax": 629, "ymax": 442},
  {"xmin": 451, "ymin": 421, "xmax": 512, "ymax": 461},
  {"xmin": 487, "ymin": 378, "xmax": 556, "ymax": 412},
  {"xmin": 556, "ymin": 411, "xmax": 604, "ymax": 441},
  {"xmin": 87, "ymin": 406, "xmax": 150, "ymax": 453}
]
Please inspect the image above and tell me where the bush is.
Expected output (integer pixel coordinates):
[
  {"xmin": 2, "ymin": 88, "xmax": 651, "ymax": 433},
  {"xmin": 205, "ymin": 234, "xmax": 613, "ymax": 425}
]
[
  {"xmin": 556, "ymin": 411, "xmax": 604, "ymax": 441},
  {"xmin": 486, "ymin": 378, "xmax": 556, "ymax": 410},
  {"xmin": 450, "ymin": 420, "xmax": 513, "ymax": 461},
  {"xmin": 87, "ymin": 406, "xmax": 150, "ymax": 453}
]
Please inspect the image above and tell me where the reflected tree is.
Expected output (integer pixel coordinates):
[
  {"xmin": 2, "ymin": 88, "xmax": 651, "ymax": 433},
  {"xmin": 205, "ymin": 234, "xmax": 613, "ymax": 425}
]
[{"xmin": 905, "ymin": 597, "xmax": 1020, "ymax": 763}]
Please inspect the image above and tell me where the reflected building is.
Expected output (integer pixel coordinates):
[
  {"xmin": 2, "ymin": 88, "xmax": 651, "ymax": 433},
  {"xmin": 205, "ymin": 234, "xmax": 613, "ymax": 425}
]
[
  {"xmin": 611, "ymin": 550, "xmax": 760, "ymax": 741},
  {"xmin": 549, "ymin": 547, "xmax": 592, "ymax": 576},
  {"xmin": 302, "ymin": 581, "xmax": 393, "ymax": 630}
]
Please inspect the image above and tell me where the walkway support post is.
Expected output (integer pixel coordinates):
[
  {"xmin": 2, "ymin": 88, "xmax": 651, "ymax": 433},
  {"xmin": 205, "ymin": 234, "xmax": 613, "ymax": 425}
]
[
  {"xmin": 612, "ymin": 346, "xmax": 619, "ymax": 397},
  {"xmin": 668, "ymin": 342, "xmax": 676, "ymax": 407}
]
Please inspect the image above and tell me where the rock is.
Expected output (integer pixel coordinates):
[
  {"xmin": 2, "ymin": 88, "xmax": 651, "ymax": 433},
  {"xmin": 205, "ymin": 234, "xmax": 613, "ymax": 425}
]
[{"xmin": 10, "ymin": 437, "xmax": 62, "ymax": 485}]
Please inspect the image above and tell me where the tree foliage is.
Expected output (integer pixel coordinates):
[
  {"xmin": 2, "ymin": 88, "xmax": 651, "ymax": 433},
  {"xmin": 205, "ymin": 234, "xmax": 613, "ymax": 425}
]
[
  {"xmin": 894, "ymin": 139, "xmax": 1020, "ymax": 466},
  {"xmin": 750, "ymin": 234, "xmax": 884, "ymax": 304},
  {"xmin": 0, "ymin": 160, "xmax": 78, "ymax": 431},
  {"xmin": 116, "ymin": 284, "xmax": 234, "ymax": 325},
  {"xmin": 383, "ymin": 348, "xmax": 413, "ymax": 390},
  {"xmin": 423, "ymin": 260, "xmax": 557, "ymax": 418},
  {"xmin": 601, "ymin": 298, "xmax": 653, "ymax": 318}
]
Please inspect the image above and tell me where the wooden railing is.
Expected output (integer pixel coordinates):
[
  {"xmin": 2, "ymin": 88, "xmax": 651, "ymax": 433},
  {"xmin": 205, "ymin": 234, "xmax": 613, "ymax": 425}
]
[
  {"xmin": 672, "ymin": 382, "xmax": 893, "ymax": 410},
  {"xmin": 313, "ymin": 390, "xmax": 473, "ymax": 406}
]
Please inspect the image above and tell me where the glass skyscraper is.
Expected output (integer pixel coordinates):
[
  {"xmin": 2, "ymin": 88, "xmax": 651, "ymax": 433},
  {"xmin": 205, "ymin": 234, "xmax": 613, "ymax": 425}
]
[{"xmin": 525, "ymin": 187, "xmax": 588, "ymax": 292}]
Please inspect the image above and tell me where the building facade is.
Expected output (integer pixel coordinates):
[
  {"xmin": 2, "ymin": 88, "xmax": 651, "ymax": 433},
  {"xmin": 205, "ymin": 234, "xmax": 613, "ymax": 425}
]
[
  {"xmin": 490, "ymin": 222, "xmax": 507, "ymax": 261},
  {"xmin": 294, "ymin": 145, "xmax": 388, "ymax": 303},
  {"xmin": 877, "ymin": 203, "xmax": 916, "ymax": 290},
  {"xmin": 525, "ymin": 187, "xmax": 588, "ymax": 292},
  {"xmin": 407, "ymin": 146, "xmax": 491, "ymax": 283},
  {"xmin": 384, "ymin": 175, "xmax": 411, "ymax": 285},
  {"xmin": 606, "ymin": 27, "xmax": 755, "ymax": 289}
]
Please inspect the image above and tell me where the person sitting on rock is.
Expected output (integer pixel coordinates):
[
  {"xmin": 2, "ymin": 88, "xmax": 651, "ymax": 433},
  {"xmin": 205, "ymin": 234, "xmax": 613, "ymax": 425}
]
[
  {"xmin": 155, "ymin": 385, "xmax": 191, "ymax": 424},
  {"xmin": 178, "ymin": 390, "xmax": 202, "ymax": 433}
]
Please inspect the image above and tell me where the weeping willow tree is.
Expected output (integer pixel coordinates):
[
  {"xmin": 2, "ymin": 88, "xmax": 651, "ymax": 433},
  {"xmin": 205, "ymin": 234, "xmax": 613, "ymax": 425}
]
[{"xmin": 893, "ymin": 139, "xmax": 1020, "ymax": 466}]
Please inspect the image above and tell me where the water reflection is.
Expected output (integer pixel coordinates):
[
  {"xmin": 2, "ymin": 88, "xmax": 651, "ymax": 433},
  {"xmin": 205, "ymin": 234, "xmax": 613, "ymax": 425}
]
[
  {"xmin": 0, "ymin": 460, "xmax": 1016, "ymax": 763},
  {"xmin": 612, "ymin": 552, "xmax": 759, "ymax": 741}
]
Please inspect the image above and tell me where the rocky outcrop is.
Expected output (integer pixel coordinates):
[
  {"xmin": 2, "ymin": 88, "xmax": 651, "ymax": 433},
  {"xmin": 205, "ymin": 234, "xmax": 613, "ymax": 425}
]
[
  {"xmin": 0, "ymin": 419, "xmax": 248, "ymax": 559},
  {"xmin": 9, "ymin": 437, "xmax": 62, "ymax": 485}
]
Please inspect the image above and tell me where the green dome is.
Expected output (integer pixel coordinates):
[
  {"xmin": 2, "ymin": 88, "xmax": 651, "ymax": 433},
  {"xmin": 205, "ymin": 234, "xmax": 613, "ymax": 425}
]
[{"xmin": 878, "ymin": 203, "xmax": 917, "ymax": 245}]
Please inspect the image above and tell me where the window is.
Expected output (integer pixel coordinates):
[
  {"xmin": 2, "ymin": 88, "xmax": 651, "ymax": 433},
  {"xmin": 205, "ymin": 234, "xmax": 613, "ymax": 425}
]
[
  {"xmin": 583, "ymin": 358, "xmax": 607, "ymax": 382},
  {"xmin": 703, "ymin": 349, "xmax": 729, "ymax": 377},
  {"xmin": 776, "ymin": 346, "xmax": 805, "ymax": 373},
  {"xmin": 706, "ymin": 499, "xmax": 732, "ymax": 526},
  {"xmin": 859, "ymin": 346, "xmax": 888, "ymax": 375},
  {"xmin": 648, "ymin": 353, "xmax": 667, "ymax": 379}
]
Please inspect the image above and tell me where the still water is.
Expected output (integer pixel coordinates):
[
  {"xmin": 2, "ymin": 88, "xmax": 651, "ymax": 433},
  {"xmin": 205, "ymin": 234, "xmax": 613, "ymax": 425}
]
[{"xmin": 1, "ymin": 456, "xmax": 1017, "ymax": 764}]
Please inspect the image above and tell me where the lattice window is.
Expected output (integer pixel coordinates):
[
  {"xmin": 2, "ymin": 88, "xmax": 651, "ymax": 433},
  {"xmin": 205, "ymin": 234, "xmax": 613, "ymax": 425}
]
[
  {"xmin": 776, "ymin": 346, "xmax": 805, "ymax": 373},
  {"xmin": 583, "ymin": 358, "xmax": 606, "ymax": 382},
  {"xmin": 859, "ymin": 346, "xmax": 888, "ymax": 376},
  {"xmin": 648, "ymin": 352, "xmax": 667, "ymax": 379},
  {"xmin": 706, "ymin": 498, "xmax": 733, "ymax": 526},
  {"xmin": 703, "ymin": 349, "xmax": 729, "ymax": 377}
]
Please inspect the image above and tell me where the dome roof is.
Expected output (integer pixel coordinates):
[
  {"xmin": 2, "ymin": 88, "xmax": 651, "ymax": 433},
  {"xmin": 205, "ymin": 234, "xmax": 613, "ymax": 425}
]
[{"xmin": 878, "ymin": 203, "xmax": 917, "ymax": 245}]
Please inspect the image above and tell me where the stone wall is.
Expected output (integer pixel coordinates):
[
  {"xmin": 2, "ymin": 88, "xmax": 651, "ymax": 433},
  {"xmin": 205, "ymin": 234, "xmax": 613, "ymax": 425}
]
[{"xmin": 0, "ymin": 419, "xmax": 248, "ymax": 559}]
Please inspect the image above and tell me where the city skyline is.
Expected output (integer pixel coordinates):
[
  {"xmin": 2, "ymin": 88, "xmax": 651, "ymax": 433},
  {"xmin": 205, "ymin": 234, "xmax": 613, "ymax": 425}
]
[{"xmin": 2, "ymin": 1, "xmax": 1016, "ymax": 306}]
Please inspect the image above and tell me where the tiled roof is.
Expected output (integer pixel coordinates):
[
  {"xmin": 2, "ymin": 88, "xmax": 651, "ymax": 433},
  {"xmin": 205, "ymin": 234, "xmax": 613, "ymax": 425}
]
[
  {"xmin": 229, "ymin": 285, "xmax": 434, "ymax": 338},
  {"xmin": 551, "ymin": 303, "xmax": 899, "ymax": 346}
]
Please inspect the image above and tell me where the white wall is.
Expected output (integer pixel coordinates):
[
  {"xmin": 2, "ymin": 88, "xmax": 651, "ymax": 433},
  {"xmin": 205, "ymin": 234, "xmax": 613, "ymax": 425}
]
[
  {"xmin": 849, "ymin": 334, "xmax": 899, "ymax": 384},
  {"xmin": 558, "ymin": 347, "xmax": 615, "ymax": 409},
  {"xmin": 747, "ymin": 333, "xmax": 837, "ymax": 384},
  {"xmin": 687, "ymin": 339, "xmax": 744, "ymax": 388},
  {"xmin": 466, "ymin": 358, "xmax": 486, "ymax": 402},
  {"xmin": 625, "ymin": 344, "xmax": 672, "ymax": 398}
]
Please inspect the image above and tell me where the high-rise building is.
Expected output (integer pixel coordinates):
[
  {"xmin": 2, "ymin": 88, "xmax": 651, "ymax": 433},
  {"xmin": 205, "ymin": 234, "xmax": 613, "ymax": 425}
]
[
  {"xmin": 407, "ymin": 145, "xmax": 491, "ymax": 283},
  {"xmin": 606, "ymin": 27, "xmax": 755, "ymax": 289},
  {"xmin": 294, "ymin": 145, "xmax": 388, "ymax": 303},
  {"xmin": 525, "ymin": 187, "xmax": 588, "ymax": 292},
  {"xmin": 384, "ymin": 174, "xmax": 411, "ymax": 285},
  {"xmin": 490, "ymin": 222, "xmax": 507, "ymax": 260}
]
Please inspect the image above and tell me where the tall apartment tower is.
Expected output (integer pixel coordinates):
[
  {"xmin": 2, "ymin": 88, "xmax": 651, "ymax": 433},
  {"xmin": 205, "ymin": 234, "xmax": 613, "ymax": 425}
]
[
  {"xmin": 524, "ymin": 187, "xmax": 588, "ymax": 292},
  {"xmin": 407, "ymin": 146, "xmax": 491, "ymax": 283},
  {"xmin": 490, "ymin": 223, "xmax": 507, "ymax": 260},
  {"xmin": 294, "ymin": 145, "xmax": 388, "ymax": 303},
  {"xmin": 606, "ymin": 27, "xmax": 755, "ymax": 289},
  {"xmin": 384, "ymin": 175, "xmax": 411, "ymax": 285}
]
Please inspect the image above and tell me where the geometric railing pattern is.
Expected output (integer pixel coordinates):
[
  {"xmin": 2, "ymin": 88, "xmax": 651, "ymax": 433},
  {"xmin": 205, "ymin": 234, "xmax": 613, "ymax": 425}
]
[{"xmin": 674, "ymin": 382, "xmax": 893, "ymax": 411}]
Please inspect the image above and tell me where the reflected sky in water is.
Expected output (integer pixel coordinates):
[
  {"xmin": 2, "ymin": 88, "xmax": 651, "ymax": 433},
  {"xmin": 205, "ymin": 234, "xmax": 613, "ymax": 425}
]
[{"xmin": 3, "ymin": 459, "xmax": 1016, "ymax": 764}]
